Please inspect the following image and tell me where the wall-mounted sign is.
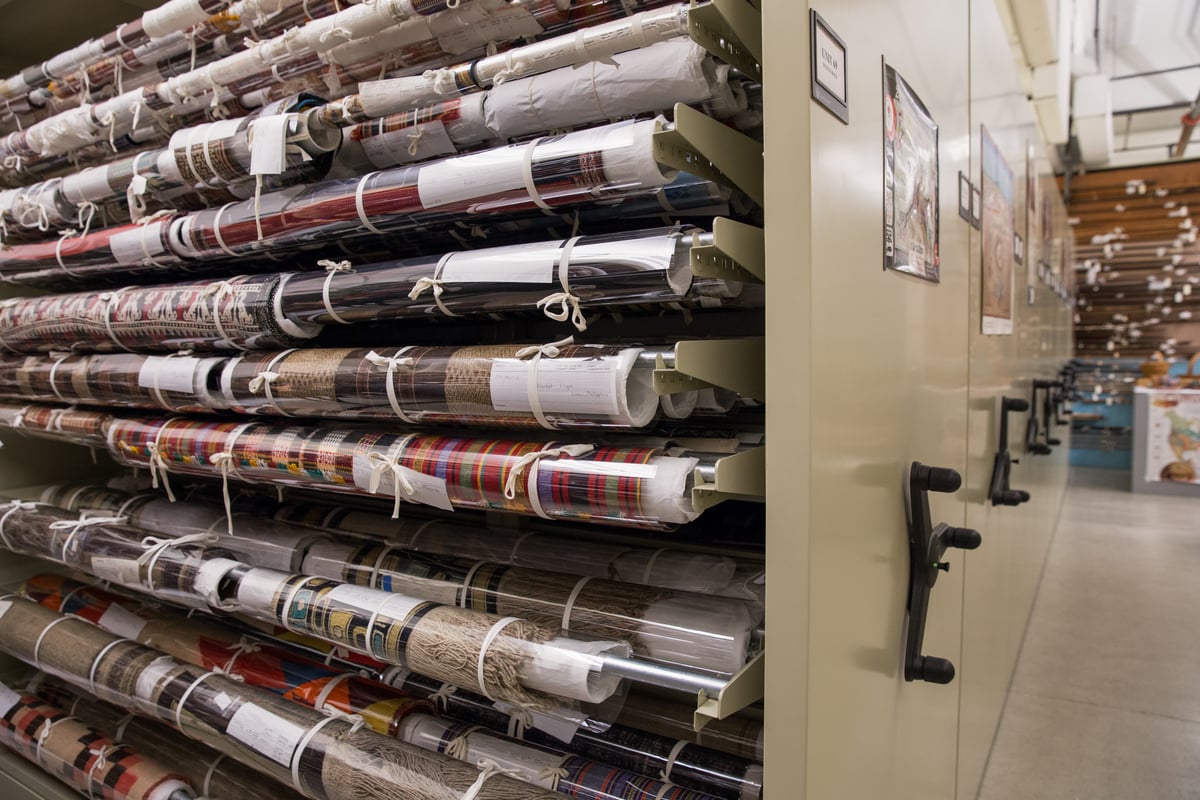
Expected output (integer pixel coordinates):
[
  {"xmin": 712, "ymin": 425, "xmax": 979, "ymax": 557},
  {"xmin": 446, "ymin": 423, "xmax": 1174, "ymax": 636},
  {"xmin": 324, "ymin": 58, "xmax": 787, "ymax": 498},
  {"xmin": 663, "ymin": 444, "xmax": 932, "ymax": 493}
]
[
  {"xmin": 811, "ymin": 10, "xmax": 849, "ymax": 123},
  {"xmin": 882, "ymin": 61, "xmax": 939, "ymax": 282},
  {"xmin": 981, "ymin": 125, "xmax": 1014, "ymax": 335}
]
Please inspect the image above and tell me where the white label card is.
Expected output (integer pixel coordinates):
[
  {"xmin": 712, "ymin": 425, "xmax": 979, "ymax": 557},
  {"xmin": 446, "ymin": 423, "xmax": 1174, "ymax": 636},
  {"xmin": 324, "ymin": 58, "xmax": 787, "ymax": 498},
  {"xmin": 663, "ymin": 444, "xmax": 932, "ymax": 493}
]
[
  {"xmin": 0, "ymin": 600, "xmax": 10, "ymax": 621},
  {"xmin": 814, "ymin": 25, "xmax": 846, "ymax": 103},
  {"xmin": 416, "ymin": 147, "xmax": 525, "ymax": 209},
  {"xmin": 249, "ymin": 115, "xmax": 292, "ymax": 176},
  {"xmin": 490, "ymin": 358, "xmax": 622, "ymax": 416},
  {"xmin": 0, "ymin": 683, "xmax": 20, "ymax": 717},
  {"xmin": 98, "ymin": 602, "xmax": 147, "ymax": 641},
  {"xmin": 109, "ymin": 223, "xmax": 167, "ymax": 266},
  {"xmin": 361, "ymin": 121, "xmax": 457, "ymax": 168},
  {"xmin": 440, "ymin": 248, "xmax": 556, "ymax": 284},
  {"xmin": 351, "ymin": 454, "xmax": 454, "ymax": 512},
  {"xmin": 137, "ymin": 356, "xmax": 202, "ymax": 394},
  {"xmin": 90, "ymin": 556, "xmax": 142, "ymax": 586},
  {"xmin": 226, "ymin": 702, "xmax": 308, "ymax": 766}
]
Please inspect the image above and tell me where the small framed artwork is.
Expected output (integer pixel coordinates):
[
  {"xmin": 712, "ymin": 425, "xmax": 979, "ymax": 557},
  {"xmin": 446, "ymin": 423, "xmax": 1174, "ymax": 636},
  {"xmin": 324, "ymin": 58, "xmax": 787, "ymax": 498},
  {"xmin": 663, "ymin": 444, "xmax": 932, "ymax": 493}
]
[{"xmin": 811, "ymin": 10, "xmax": 849, "ymax": 123}]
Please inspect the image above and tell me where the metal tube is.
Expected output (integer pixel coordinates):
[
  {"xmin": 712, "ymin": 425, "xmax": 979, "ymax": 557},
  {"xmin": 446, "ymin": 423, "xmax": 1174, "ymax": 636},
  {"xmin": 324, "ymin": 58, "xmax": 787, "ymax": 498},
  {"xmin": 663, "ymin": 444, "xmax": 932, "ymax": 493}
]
[{"xmin": 599, "ymin": 655, "xmax": 730, "ymax": 695}]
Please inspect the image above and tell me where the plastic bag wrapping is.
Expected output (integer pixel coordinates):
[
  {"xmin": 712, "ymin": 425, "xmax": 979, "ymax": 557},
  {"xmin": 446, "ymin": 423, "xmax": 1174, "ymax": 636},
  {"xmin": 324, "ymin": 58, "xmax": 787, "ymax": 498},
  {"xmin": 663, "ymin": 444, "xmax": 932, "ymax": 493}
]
[
  {"xmin": 38, "ymin": 483, "xmax": 764, "ymax": 603},
  {"xmin": 0, "ymin": 502, "xmax": 629, "ymax": 707},
  {"xmin": 280, "ymin": 227, "xmax": 694, "ymax": 326},
  {"xmin": 0, "ymin": 599, "xmax": 564, "ymax": 800},
  {"xmin": 616, "ymin": 691, "xmax": 764, "ymax": 763},
  {"xmin": 26, "ymin": 576, "xmax": 755, "ymax": 800},
  {"xmin": 32, "ymin": 679, "xmax": 302, "ymax": 800},
  {"xmin": 0, "ymin": 402, "xmax": 111, "ymax": 447},
  {"xmin": 0, "ymin": 274, "xmax": 319, "ymax": 352},
  {"xmin": 281, "ymin": 503, "xmax": 764, "ymax": 603},
  {"xmin": 345, "ymin": 39, "xmax": 729, "ymax": 170},
  {"xmin": 218, "ymin": 343, "xmax": 662, "ymax": 430},
  {"xmin": 168, "ymin": 117, "xmax": 674, "ymax": 262},
  {"xmin": 0, "ymin": 353, "xmax": 225, "ymax": 413},
  {"xmin": 297, "ymin": 540, "xmax": 755, "ymax": 675},
  {"xmin": 354, "ymin": 5, "xmax": 687, "ymax": 112},
  {"xmin": 0, "ymin": 681, "xmax": 196, "ymax": 800},
  {"xmin": 100, "ymin": 413, "xmax": 701, "ymax": 527}
]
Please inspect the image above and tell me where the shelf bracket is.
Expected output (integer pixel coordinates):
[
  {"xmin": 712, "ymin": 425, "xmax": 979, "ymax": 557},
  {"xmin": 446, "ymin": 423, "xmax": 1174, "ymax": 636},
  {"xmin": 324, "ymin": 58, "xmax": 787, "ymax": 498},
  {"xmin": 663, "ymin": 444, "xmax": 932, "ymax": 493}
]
[
  {"xmin": 690, "ymin": 217, "xmax": 765, "ymax": 283},
  {"xmin": 653, "ymin": 338, "xmax": 764, "ymax": 399},
  {"xmin": 691, "ymin": 446, "xmax": 764, "ymax": 512},
  {"xmin": 694, "ymin": 650, "xmax": 764, "ymax": 731},
  {"xmin": 654, "ymin": 103, "xmax": 764, "ymax": 206},
  {"xmin": 687, "ymin": 0, "xmax": 763, "ymax": 82}
]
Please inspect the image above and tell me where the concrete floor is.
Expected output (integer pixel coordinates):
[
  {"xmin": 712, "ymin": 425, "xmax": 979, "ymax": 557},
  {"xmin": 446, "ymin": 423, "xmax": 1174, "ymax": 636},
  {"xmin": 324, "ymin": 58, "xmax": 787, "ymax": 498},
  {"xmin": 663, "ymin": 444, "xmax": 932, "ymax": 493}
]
[{"xmin": 978, "ymin": 468, "xmax": 1200, "ymax": 800}]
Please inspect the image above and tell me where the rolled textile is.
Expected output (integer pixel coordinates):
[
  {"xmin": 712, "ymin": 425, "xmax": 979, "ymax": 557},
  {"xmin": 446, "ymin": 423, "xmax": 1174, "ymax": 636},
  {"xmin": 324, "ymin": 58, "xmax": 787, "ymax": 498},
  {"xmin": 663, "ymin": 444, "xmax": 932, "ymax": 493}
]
[
  {"xmin": 0, "ymin": 274, "xmax": 319, "ymax": 353},
  {"xmin": 100, "ymin": 412, "xmax": 703, "ymax": 527},
  {"xmin": 0, "ymin": 680, "xmax": 195, "ymax": 800},
  {"xmin": 39, "ymin": 483, "xmax": 765, "ymax": 603},
  {"xmin": 0, "ymin": 598, "xmax": 563, "ymax": 800},
  {"xmin": 278, "ymin": 502, "xmax": 765, "ymax": 603},
  {"xmin": 97, "ymin": 493, "xmax": 757, "ymax": 674},
  {"xmin": 27, "ymin": 576, "xmax": 754, "ymax": 800},
  {"xmin": 345, "ymin": 39, "xmax": 735, "ymax": 169},
  {"xmin": 0, "ymin": 502, "xmax": 629, "ymax": 706},
  {"xmin": 33, "ymin": 678, "xmax": 304, "ymax": 800},
  {"xmin": 219, "ymin": 343, "xmax": 663, "ymax": 430},
  {"xmin": 0, "ymin": 402, "xmax": 112, "ymax": 448},
  {"xmin": 279, "ymin": 226, "xmax": 694, "ymax": 328},
  {"xmin": 616, "ymin": 691, "xmax": 763, "ymax": 764}
]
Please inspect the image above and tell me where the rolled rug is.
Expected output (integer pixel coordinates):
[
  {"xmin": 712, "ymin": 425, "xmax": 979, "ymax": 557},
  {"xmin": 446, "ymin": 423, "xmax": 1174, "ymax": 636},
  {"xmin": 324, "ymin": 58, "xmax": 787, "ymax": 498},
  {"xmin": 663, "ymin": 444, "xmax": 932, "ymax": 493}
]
[
  {"xmin": 0, "ymin": 597, "xmax": 570, "ymax": 800},
  {"xmin": 0, "ymin": 679, "xmax": 195, "ymax": 800}
]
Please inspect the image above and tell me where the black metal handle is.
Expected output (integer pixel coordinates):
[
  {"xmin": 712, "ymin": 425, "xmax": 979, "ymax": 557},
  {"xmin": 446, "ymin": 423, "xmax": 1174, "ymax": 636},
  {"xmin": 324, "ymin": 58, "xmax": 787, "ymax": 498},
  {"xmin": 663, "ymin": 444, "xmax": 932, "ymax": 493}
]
[
  {"xmin": 904, "ymin": 462, "xmax": 981, "ymax": 684},
  {"xmin": 990, "ymin": 396, "xmax": 1033, "ymax": 506},
  {"xmin": 1025, "ymin": 383, "xmax": 1053, "ymax": 456}
]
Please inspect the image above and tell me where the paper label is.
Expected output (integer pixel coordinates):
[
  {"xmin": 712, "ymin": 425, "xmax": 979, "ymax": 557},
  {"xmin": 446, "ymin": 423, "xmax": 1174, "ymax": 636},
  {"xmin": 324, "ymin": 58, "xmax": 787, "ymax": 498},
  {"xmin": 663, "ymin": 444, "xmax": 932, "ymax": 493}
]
[
  {"xmin": 440, "ymin": 247, "xmax": 556, "ymax": 284},
  {"xmin": 249, "ymin": 115, "xmax": 292, "ymax": 176},
  {"xmin": 361, "ymin": 120, "xmax": 457, "ymax": 168},
  {"xmin": 351, "ymin": 454, "xmax": 454, "ymax": 512},
  {"xmin": 90, "ymin": 556, "xmax": 142, "ymax": 586},
  {"xmin": 0, "ymin": 684, "xmax": 20, "ymax": 717},
  {"xmin": 490, "ymin": 358, "xmax": 622, "ymax": 416},
  {"xmin": 98, "ymin": 602, "xmax": 147, "ymax": 641},
  {"xmin": 226, "ymin": 702, "xmax": 307, "ymax": 766},
  {"xmin": 137, "ymin": 356, "xmax": 202, "ymax": 394},
  {"xmin": 0, "ymin": 600, "xmax": 10, "ymax": 620},
  {"xmin": 416, "ymin": 146, "xmax": 525, "ymax": 208},
  {"xmin": 814, "ymin": 24, "xmax": 846, "ymax": 103},
  {"xmin": 494, "ymin": 701, "xmax": 580, "ymax": 743},
  {"xmin": 109, "ymin": 222, "xmax": 167, "ymax": 266},
  {"xmin": 212, "ymin": 692, "xmax": 233, "ymax": 711}
]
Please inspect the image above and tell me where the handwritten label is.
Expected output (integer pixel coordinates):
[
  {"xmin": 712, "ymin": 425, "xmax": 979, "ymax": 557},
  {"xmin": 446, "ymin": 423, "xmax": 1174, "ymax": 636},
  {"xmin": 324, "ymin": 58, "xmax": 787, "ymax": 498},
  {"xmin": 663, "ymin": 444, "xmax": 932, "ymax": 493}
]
[
  {"xmin": 226, "ymin": 702, "xmax": 307, "ymax": 766},
  {"xmin": 90, "ymin": 556, "xmax": 142, "ymax": 586},
  {"xmin": 98, "ymin": 602, "xmax": 147, "ymax": 641},
  {"xmin": 490, "ymin": 358, "xmax": 622, "ymax": 416},
  {"xmin": 351, "ymin": 454, "xmax": 454, "ymax": 512},
  {"xmin": 137, "ymin": 356, "xmax": 202, "ymax": 395}
]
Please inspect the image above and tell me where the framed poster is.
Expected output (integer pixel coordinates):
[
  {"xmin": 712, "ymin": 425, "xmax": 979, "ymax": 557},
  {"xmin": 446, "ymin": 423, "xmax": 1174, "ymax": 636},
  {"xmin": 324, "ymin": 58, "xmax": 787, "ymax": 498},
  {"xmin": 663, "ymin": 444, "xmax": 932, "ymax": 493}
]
[
  {"xmin": 882, "ymin": 61, "xmax": 939, "ymax": 282},
  {"xmin": 981, "ymin": 126, "xmax": 1014, "ymax": 334},
  {"xmin": 1025, "ymin": 142, "xmax": 1037, "ymax": 287},
  {"xmin": 1144, "ymin": 391, "xmax": 1200, "ymax": 484}
]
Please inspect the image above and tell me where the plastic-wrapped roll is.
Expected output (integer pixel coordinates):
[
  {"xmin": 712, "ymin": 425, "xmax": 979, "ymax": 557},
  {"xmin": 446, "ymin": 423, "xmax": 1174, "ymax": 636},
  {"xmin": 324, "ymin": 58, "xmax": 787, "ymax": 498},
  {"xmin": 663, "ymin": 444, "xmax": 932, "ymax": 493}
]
[
  {"xmin": 0, "ymin": 353, "xmax": 224, "ymax": 412},
  {"xmin": 279, "ymin": 227, "xmax": 694, "ymax": 327},
  {"xmin": 219, "ymin": 343, "xmax": 660, "ymax": 430},
  {"xmin": 172, "ymin": 118, "xmax": 676, "ymax": 261},
  {"xmin": 34, "ymin": 679, "xmax": 303, "ymax": 800},
  {"xmin": 660, "ymin": 389, "xmax": 700, "ymax": 419},
  {"xmin": 0, "ymin": 274, "xmax": 319, "ymax": 353},
  {"xmin": 0, "ymin": 504, "xmax": 630, "ymax": 707},
  {"xmin": 0, "ymin": 599, "xmax": 564, "ymax": 800},
  {"xmin": 39, "ymin": 483, "xmax": 133, "ymax": 513},
  {"xmin": 616, "ymin": 691, "xmax": 764, "ymax": 763},
  {"xmin": 104, "ymin": 414, "xmax": 703, "ymax": 527},
  {"xmin": 0, "ymin": 402, "xmax": 111, "ymax": 447},
  {"xmin": 297, "ymin": 540, "xmax": 756, "ymax": 674},
  {"xmin": 0, "ymin": 682, "xmax": 195, "ymax": 800}
]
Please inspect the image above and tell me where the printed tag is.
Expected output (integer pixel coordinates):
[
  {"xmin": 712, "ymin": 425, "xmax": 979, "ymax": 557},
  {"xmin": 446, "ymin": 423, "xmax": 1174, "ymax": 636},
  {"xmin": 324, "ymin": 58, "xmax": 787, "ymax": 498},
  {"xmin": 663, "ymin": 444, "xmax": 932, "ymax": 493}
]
[
  {"xmin": 0, "ymin": 600, "xmax": 10, "ymax": 620},
  {"xmin": 137, "ymin": 356, "xmax": 202, "ymax": 394},
  {"xmin": 98, "ymin": 602, "xmax": 147, "ymax": 641},
  {"xmin": 90, "ymin": 556, "xmax": 142, "ymax": 586},
  {"xmin": 226, "ymin": 702, "xmax": 307, "ymax": 766},
  {"xmin": 490, "ymin": 358, "xmax": 622, "ymax": 416},
  {"xmin": 351, "ymin": 454, "xmax": 454, "ymax": 512}
]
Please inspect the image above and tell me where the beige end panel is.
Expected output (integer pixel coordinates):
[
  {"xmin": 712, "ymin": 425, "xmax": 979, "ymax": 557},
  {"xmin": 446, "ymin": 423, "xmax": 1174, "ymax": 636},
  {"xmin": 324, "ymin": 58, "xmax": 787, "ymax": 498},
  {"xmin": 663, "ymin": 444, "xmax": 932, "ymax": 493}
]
[
  {"xmin": 763, "ymin": 2, "xmax": 813, "ymax": 797},
  {"xmin": 958, "ymin": 1, "xmax": 1074, "ymax": 796},
  {"xmin": 768, "ymin": 2, "xmax": 971, "ymax": 798}
]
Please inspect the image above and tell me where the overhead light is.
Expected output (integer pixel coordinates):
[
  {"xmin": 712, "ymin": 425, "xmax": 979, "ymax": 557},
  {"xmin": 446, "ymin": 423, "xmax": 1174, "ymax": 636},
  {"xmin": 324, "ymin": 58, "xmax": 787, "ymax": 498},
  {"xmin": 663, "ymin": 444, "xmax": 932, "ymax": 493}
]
[
  {"xmin": 1114, "ymin": 203, "xmax": 1126, "ymax": 212},
  {"xmin": 1157, "ymin": 188, "xmax": 1170, "ymax": 197},
  {"xmin": 1158, "ymin": 247, "xmax": 1168, "ymax": 257},
  {"xmin": 1182, "ymin": 310, "xmax": 1194, "ymax": 319},
  {"xmin": 1165, "ymin": 201, "xmax": 1178, "ymax": 209},
  {"xmin": 1177, "ymin": 292, "xmax": 1185, "ymax": 303},
  {"xmin": 1169, "ymin": 206, "xmax": 1190, "ymax": 218},
  {"xmin": 1185, "ymin": 284, "xmax": 1193, "ymax": 296},
  {"xmin": 1174, "ymin": 254, "xmax": 1185, "ymax": 265}
]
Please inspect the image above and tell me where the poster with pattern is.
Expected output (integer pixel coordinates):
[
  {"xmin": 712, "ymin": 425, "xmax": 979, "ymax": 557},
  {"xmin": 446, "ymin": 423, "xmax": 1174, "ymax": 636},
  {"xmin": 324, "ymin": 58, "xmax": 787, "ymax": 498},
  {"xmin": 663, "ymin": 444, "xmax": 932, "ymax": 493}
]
[
  {"xmin": 981, "ymin": 126, "xmax": 1014, "ymax": 334},
  {"xmin": 1144, "ymin": 390, "xmax": 1200, "ymax": 483},
  {"xmin": 882, "ymin": 62, "xmax": 939, "ymax": 282}
]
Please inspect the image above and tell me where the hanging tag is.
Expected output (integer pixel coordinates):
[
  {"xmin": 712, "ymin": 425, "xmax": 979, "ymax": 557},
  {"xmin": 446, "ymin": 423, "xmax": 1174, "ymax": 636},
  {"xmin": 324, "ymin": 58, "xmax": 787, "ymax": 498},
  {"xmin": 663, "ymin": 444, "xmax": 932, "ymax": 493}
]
[
  {"xmin": 129, "ymin": 174, "xmax": 148, "ymax": 196},
  {"xmin": 249, "ymin": 115, "xmax": 292, "ymax": 176}
]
